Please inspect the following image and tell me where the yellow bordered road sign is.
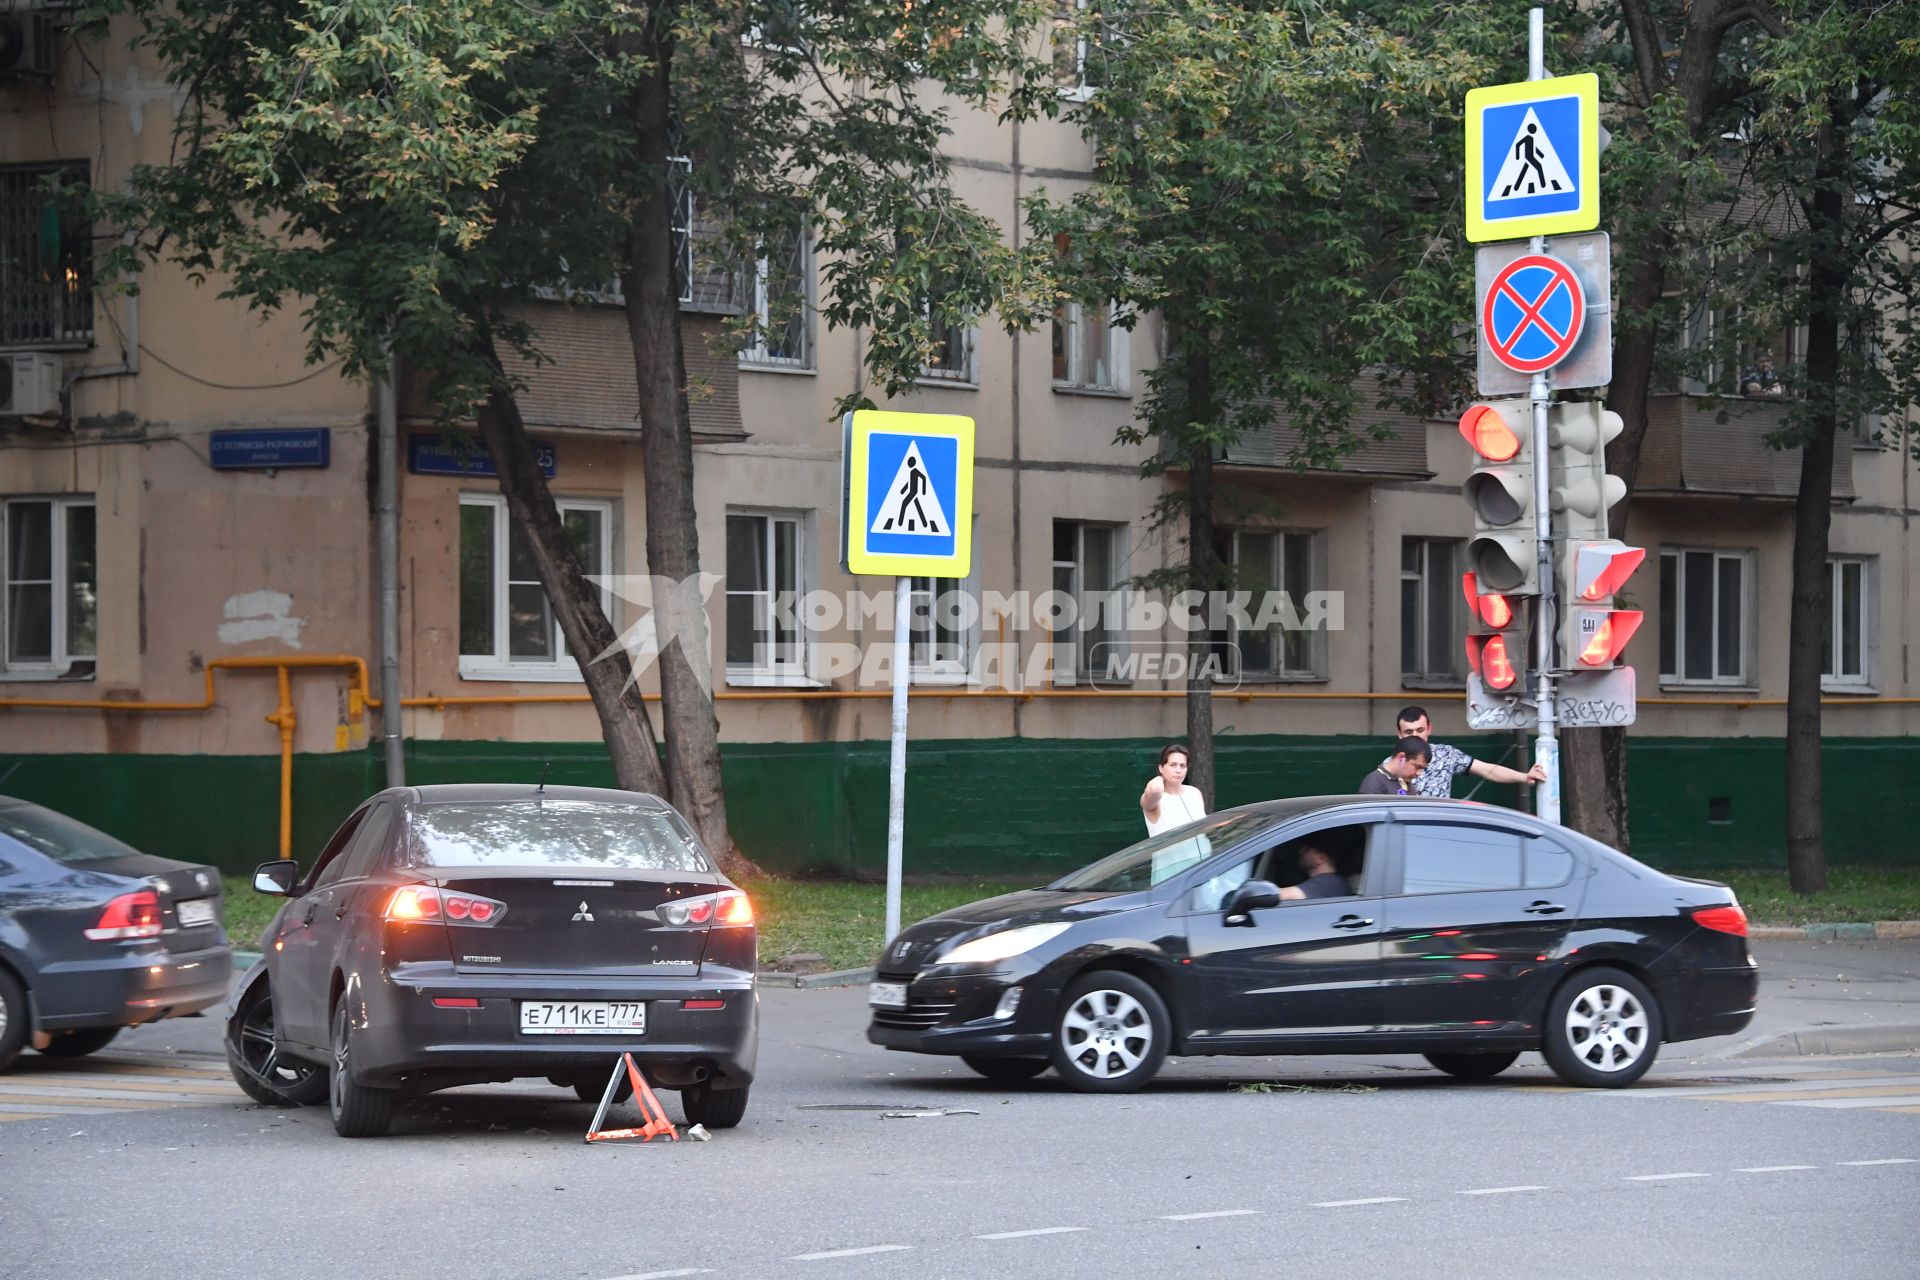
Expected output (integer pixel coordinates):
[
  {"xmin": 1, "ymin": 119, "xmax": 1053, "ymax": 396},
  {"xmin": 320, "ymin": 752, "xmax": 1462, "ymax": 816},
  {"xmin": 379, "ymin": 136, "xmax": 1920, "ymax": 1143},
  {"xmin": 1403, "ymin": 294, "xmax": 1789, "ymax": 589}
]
[
  {"xmin": 841, "ymin": 410, "xmax": 974, "ymax": 578},
  {"xmin": 1465, "ymin": 73, "xmax": 1600, "ymax": 244}
]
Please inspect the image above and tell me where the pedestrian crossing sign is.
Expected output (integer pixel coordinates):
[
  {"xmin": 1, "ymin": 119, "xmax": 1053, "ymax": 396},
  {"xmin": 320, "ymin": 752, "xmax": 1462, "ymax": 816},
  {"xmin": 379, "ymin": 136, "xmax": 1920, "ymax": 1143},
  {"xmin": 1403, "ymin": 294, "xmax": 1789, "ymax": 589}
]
[
  {"xmin": 1465, "ymin": 73, "xmax": 1600, "ymax": 244},
  {"xmin": 841, "ymin": 410, "xmax": 974, "ymax": 577}
]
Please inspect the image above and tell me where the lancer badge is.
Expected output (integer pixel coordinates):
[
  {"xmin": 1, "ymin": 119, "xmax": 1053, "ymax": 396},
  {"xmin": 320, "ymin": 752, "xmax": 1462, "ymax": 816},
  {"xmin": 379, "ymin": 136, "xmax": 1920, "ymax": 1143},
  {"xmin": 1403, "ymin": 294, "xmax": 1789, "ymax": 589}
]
[{"xmin": 571, "ymin": 901, "xmax": 594, "ymax": 922}]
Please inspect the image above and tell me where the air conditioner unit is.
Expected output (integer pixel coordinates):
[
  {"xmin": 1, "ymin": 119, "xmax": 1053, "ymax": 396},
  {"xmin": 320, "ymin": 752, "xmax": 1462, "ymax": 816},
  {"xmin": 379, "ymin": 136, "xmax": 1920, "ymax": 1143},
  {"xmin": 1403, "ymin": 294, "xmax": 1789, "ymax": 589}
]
[
  {"xmin": 1, "ymin": 352, "xmax": 63, "ymax": 416},
  {"xmin": 0, "ymin": 9, "xmax": 62, "ymax": 80}
]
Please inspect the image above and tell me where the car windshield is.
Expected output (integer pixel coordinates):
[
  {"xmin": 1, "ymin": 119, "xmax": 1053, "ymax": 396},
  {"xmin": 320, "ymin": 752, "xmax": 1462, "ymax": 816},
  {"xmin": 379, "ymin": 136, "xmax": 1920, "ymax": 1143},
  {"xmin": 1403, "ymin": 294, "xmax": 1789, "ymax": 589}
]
[
  {"xmin": 407, "ymin": 801, "xmax": 712, "ymax": 872},
  {"xmin": 1051, "ymin": 811, "xmax": 1275, "ymax": 893},
  {"xmin": 0, "ymin": 802, "xmax": 147, "ymax": 866}
]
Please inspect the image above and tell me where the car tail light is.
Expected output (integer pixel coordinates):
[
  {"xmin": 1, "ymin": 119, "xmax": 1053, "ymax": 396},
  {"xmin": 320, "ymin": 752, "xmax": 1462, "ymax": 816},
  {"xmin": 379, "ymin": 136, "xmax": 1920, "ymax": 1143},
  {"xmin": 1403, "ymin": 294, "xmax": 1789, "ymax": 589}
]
[
  {"xmin": 384, "ymin": 885, "xmax": 505, "ymax": 926},
  {"xmin": 716, "ymin": 890, "xmax": 753, "ymax": 927},
  {"xmin": 661, "ymin": 890, "xmax": 754, "ymax": 928},
  {"xmin": 1692, "ymin": 904, "xmax": 1749, "ymax": 936},
  {"xmin": 85, "ymin": 890, "xmax": 164, "ymax": 941}
]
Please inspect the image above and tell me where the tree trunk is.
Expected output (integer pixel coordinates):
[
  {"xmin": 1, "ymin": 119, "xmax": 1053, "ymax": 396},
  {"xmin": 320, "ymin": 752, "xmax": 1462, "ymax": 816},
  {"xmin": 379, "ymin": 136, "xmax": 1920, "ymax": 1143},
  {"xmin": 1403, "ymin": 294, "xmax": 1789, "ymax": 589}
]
[
  {"xmin": 619, "ymin": 8, "xmax": 753, "ymax": 879},
  {"xmin": 1785, "ymin": 104, "xmax": 1850, "ymax": 897},
  {"xmin": 1183, "ymin": 348, "xmax": 1218, "ymax": 808},
  {"xmin": 470, "ymin": 356, "xmax": 667, "ymax": 796}
]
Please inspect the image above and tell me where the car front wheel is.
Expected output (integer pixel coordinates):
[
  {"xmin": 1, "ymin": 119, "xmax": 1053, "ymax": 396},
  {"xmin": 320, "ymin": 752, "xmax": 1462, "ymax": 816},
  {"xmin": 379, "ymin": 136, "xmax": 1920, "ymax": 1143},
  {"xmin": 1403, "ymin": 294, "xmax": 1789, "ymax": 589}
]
[
  {"xmin": 1049, "ymin": 971, "xmax": 1169, "ymax": 1094},
  {"xmin": 227, "ymin": 982, "xmax": 327, "ymax": 1107},
  {"xmin": 329, "ymin": 1000, "xmax": 395, "ymax": 1137},
  {"xmin": 1541, "ymin": 967, "xmax": 1663, "ymax": 1088},
  {"xmin": 0, "ymin": 969, "xmax": 27, "ymax": 1073}
]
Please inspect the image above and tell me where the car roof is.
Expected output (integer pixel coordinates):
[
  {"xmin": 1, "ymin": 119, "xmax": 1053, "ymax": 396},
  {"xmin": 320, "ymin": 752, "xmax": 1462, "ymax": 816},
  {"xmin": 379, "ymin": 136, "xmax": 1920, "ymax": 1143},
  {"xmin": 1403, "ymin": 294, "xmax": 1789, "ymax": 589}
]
[
  {"xmin": 384, "ymin": 783, "xmax": 674, "ymax": 810},
  {"xmin": 1214, "ymin": 794, "xmax": 1551, "ymax": 830}
]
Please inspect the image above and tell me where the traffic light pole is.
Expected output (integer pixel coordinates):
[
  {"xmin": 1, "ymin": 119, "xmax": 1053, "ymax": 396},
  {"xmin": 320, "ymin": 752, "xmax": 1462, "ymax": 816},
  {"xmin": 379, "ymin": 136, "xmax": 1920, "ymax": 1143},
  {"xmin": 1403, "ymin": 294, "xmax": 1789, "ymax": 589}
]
[{"xmin": 1527, "ymin": 9, "xmax": 1562, "ymax": 825}]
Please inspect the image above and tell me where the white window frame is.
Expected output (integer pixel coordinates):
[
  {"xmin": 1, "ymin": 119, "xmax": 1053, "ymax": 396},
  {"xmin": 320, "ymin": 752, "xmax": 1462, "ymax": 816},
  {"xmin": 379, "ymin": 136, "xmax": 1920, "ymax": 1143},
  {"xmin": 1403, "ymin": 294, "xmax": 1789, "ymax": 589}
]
[
  {"xmin": 1822, "ymin": 555, "xmax": 1875, "ymax": 690},
  {"xmin": 916, "ymin": 313, "xmax": 978, "ymax": 387},
  {"xmin": 1401, "ymin": 536, "xmax": 1466, "ymax": 686},
  {"xmin": 1053, "ymin": 299, "xmax": 1129, "ymax": 394},
  {"xmin": 457, "ymin": 493, "xmax": 615, "ymax": 682},
  {"xmin": 905, "ymin": 534, "xmax": 980, "ymax": 685},
  {"xmin": 1659, "ymin": 548, "xmax": 1753, "ymax": 687},
  {"xmin": 1221, "ymin": 528, "xmax": 1324, "ymax": 682},
  {"xmin": 742, "ymin": 220, "xmax": 814, "ymax": 372},
  {"xmin": 1053, "ymin": 0, "xmax": 1097, "ymax": 101},
  {"xmin": 1050, "ymin": 519, "xmax": 1130, "ymax": 684},
  {"xmin": 725, "ymin": 508, "xmax": 813, "ymax": 686},
  {"xmin": 1676, "ymin": 251, "xmax": 1806, "ymax": 397},
  {"xmin": 1, "ymin": 495, "xmax": 96, "ymax": 678}
]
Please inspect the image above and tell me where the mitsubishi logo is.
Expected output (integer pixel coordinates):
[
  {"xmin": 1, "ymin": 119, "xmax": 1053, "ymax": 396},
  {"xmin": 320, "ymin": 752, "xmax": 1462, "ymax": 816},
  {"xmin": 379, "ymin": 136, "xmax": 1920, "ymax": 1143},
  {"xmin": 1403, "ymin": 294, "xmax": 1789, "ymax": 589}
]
[{"xmin": 571, "ymin": 901, "xmax": 595, "ymax": 923}]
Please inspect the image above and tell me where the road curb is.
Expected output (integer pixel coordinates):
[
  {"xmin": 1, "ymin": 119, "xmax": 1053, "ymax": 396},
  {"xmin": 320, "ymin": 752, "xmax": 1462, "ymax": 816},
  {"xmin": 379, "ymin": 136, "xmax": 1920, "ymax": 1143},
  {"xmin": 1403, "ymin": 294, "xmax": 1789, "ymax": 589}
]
[
  {"xmin": 759, "ymin": 967, "xmax": 875, "ymax": 989},
  {"xmin": 1734, "ymin": 1023, "xmax": 1920, "ymax": 1058},
  {"xmin": 1749, "ymin": 921, "xmax": 1920, "ymax": 941}
]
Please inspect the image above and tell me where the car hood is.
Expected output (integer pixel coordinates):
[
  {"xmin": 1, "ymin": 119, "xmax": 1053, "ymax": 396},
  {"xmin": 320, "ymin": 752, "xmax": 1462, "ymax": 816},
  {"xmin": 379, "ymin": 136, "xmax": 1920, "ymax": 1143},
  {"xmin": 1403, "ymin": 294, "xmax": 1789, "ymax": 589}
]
[{"xmin": 879, "ymin": 887, "xmax": 1156, "ymax": 973}]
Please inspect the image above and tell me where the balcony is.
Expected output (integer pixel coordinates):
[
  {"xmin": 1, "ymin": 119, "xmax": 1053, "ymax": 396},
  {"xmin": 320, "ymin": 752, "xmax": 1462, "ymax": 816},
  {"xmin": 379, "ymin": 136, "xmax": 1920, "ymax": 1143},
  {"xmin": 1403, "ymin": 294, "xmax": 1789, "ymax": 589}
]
[
  {"xmin": 1636, "ymin": 393, "xmax": 1853, "ymax": 502},
  {"xmin": 1197, "ymin": 373, "xmax": 1433, "ymax": 482}
]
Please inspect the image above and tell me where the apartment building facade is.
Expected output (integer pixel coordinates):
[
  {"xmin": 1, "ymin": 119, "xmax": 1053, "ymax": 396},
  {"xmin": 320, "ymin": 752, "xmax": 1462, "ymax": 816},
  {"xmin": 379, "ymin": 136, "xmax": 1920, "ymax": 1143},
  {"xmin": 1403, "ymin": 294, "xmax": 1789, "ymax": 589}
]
[{"xmin": 4, "ymin": 11, "xmax": 1916, "ymax": 876}]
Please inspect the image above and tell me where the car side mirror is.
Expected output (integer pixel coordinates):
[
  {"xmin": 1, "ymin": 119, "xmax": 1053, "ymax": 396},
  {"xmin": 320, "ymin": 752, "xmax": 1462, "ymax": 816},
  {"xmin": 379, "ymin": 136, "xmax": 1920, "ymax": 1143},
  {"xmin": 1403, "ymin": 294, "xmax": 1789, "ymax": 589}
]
[
  {"xmin": 252, "ymin": 859, "xmax": 299, "ymax": 896},
  {"xmin": 1224, "ymin": 880, "xmax": 1282, "ymax": 924}
]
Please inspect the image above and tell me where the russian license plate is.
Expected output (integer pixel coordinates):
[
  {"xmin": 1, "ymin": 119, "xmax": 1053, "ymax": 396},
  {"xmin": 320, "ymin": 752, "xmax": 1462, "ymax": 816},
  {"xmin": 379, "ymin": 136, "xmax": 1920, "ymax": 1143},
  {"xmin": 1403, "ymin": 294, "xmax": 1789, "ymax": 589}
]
[
  {"xmin": 519, "ymin": 1001, "xmax": 647, "ymax": 1035},
  {"xmin": 868, "ymin": 981, "xmax": 908, "ymax": 1009},
  {"xmin": 176, "ymin": 898, "xmax": 217, "ymax": 928}
]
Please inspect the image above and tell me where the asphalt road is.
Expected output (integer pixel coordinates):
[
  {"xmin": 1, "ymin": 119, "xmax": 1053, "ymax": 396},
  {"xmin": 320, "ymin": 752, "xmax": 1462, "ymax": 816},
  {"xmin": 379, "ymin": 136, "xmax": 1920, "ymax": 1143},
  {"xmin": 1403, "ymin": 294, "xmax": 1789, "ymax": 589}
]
[{"xmin": 1, "ymin": 941, "xmax": 1915, "ymax": 1280}]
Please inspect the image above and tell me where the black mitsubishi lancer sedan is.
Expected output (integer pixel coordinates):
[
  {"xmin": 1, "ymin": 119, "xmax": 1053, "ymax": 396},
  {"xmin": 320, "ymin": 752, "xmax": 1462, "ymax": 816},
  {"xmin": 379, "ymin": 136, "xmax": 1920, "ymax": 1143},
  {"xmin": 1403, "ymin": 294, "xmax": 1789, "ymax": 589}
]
[
  {"xmin": 868, "ymin": 796, "xmax": 1756, "ymax": 1092},
  {"xmin": 227, "ymin": 784, "xmax": 757, "ymax": 1137}
]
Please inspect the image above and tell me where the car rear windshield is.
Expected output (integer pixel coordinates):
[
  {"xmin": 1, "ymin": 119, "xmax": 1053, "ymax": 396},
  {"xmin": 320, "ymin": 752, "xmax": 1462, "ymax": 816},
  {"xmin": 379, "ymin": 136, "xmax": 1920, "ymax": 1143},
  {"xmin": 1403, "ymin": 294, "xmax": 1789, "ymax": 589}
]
[
  {"xmin": 406, "ymin": 801, "xmax": 713, "ymax": 872},
  {"xmin": 0, "ymin": 802, "xmax": 148, "ymax": 866},
  {"xmin": 1051, "ymin": 811, "xmax": 1275, "ymax": 893}
]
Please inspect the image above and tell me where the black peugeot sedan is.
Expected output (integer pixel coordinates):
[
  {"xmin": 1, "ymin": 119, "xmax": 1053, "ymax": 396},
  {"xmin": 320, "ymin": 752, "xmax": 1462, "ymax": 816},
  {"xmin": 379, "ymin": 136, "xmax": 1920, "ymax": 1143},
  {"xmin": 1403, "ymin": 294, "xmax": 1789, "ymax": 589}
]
[
  {"xmin": 0, "ymin": 796, "xmax": 232, "ymax": 1071},
  {"xmin": 868, "ymin": 796, "xmax": 1756, "ymax": 1092},
  {"xmin": 227, "ymin": 783, "xmax": 757, "ymax": 1137}
]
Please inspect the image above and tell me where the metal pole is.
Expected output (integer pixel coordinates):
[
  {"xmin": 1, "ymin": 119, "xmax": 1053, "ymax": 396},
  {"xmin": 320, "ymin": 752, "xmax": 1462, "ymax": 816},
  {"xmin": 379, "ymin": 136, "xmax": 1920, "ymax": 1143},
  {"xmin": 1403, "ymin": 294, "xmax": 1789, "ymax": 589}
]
[
  {"xmin": 1527, "ymin": 8, "xmax": 1560, "ymax": 824},
  {"xmin": 884, "ymin": 577, "xmax": 910, "ymax": 943},
  {"xmin": 376, "ymin": 355, "xmax": 406, "ymax": 788}
]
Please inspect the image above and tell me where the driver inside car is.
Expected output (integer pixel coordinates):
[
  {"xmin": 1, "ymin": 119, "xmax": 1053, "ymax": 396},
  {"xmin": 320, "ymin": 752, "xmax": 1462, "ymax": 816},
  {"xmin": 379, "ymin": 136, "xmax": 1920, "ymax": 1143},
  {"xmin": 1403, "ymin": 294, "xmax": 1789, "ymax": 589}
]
[{"xmin": 1276, "ymin": 843, "xmax": 1353, "ymax": 900}]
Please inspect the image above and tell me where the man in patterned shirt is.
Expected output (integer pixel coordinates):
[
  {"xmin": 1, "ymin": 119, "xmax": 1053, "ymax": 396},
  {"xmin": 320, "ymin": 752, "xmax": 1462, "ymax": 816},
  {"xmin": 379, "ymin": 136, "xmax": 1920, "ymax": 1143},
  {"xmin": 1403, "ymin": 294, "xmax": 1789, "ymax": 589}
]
[{"xmin": 1389, "ymin": 705, "xmax": 1547, "ymax": 798}]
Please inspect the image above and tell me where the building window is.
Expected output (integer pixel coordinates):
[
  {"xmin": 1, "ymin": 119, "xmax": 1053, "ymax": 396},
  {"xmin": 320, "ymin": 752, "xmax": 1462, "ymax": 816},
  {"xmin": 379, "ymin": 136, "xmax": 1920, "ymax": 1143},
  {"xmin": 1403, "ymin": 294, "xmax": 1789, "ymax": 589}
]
[
  {"xmin": 1677, "ymin": 253, "xmax": 1802, "ymax": 397},
  {"xmin": 1659, "ymin": 549, "xmax": 1751, "ymax": 685},
  {"xmin": 1401, "ymin": 538, "xmax": 1465, "ymax": 684},
  {"xmin": 1051, "ymin": 236, "xmax": 1127, "ymax": 393},
  {"xmin": 2, "ymin": 497, "xmax": 96, "ymax": 675},
  {"xmin": 743, "ymin": 215, "xmax": 812, "ymax": 369},
  {"xmin": 905, "ymin": 550, "xmax": 978, "ymax": 683},
  {"xmin": 1218, "ymin": 529, "xmax": 1321, "ymax": 680},
  {"xmin": 1, "ymin": 163, "xmax": 93, "ymax": 348},
  {"xmin": 1051, "ymin": 520, "xmax": 1128, "ymax": 682},
  {"xmin": 1051, "ymin": 0, "xmax": 1105, "ymax": 99},
  {"xmin": 725, "ymin": 511, "xmax": 804, "ymax": 680},
  {"xmin": 458, "ymin": 495, "xmax": 612, "ymax": 678},
  {"xmin": 1823, "ymin": 556, "xmax": 1873, "ymax": 688},
  {"xmin": 920, "ymin": 310, "xmax": 976, "ymax": 385}
]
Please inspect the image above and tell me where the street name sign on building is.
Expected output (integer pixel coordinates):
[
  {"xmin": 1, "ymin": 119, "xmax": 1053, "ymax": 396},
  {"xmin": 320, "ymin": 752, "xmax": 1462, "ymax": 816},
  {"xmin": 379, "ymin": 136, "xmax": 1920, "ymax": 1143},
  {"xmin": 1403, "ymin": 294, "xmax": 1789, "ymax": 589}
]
[
  {"xmin": 840, "ymin": 410, "xmax": 975, "ymax": 579},
  {"xmin": 1476, "ymin": 232, "xmax": 1613, "ymax": 395},
  {"xmin": 407, "ymin": 433, "xmax": 556, "ymax": 479},
  {"xmin": 1465, "ymin": 72, "xmax": 1600, "ymax": 243},
  {"xmin": 1466, "ymin": 666, "xmax": 1637, "ymax": 731},
  {"xmin": 209, "ymin": 427, "xmax": 331, "ymax": 470}
]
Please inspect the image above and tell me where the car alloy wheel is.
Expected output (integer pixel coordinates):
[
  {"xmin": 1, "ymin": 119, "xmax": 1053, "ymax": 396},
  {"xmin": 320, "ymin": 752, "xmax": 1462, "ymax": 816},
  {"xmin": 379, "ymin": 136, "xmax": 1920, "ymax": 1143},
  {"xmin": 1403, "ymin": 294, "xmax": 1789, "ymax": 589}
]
[
  {"xmin": 0, "ymin": 968, "xmax": 26, "ymax": 1073},
  {"xmin": 1049, "ymin": 971, "xmax": 1169, "ymax": 1094},
  {"xmin": 227, "ymin": 982, "xmax": 326, "ymax": 1107},
  {"xmin": 1542, "ymin": 966, "xmax": 1663, "ymax": 1088},
  {"xmin": 328, "ymin": 1000, "xmax": 394, "ymax": 1137}
]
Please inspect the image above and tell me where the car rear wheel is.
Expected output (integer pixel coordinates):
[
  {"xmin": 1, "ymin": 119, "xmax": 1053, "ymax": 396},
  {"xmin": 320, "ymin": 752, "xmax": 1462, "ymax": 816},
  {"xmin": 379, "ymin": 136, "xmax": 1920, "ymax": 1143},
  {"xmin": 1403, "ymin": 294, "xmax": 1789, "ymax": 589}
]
[
  {"xmin": 329, "ymin": 1001, "xmax": 395, "ymax": 1137},
  {"xmin": 1423, "ymin": 1051, "xmax": 1520, "ymax": 1081},
  {"xmin": 1049, "ymin": 972, "xmax": 1169, "ymax": 1094},
  {"xmin": 680, "ymin": 1080, "xmax": 749, "ymax": 1129},
  {"xmin": 40, "ymin": 1028, "xmax": 121, "ymax": 1059},
  {"xmin": 228, "ymin": 981, "xmax": 327, "ymax": 1107},
  {"xmin": 0, "ymin": 969, "xmax": 27, "ymax": 1073},
  {"xmin": 1541, "ymin": 967, "xmax": 1663, "ymax": 1088},
  {"xmin": 961, "ymin": 1055, "xmax": 1050, "ymax": 1082}
]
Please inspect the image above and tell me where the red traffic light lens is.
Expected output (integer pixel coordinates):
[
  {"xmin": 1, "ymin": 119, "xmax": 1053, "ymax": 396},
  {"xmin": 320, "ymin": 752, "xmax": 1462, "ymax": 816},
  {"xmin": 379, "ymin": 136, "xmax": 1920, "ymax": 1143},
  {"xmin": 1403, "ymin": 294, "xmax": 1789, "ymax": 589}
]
[
  {"xmin": 1579, "ymin": 546, "xmax": 1647, "ymax": 601},
  {"xmin": 1483, "ymin": 636, "xmax": 1517, "ymax": 690},
  {"xmin": 1478, "ymin": 594, "xmax": 1512, "ymax": 628},
  {"xmin": 1578, "ymin": 611, "xmax": 1645, "ymax": 666},
  {"xmin": 1459, "ymin": 405, "xmax": 1522, "ymax": 462}
]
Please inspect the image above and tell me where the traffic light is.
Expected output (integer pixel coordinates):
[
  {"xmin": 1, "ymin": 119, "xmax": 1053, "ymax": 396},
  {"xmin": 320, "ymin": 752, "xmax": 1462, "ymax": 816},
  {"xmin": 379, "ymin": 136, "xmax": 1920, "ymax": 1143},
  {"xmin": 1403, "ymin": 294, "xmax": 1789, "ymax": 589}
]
[
  {"xmin": 1463, "ymin": 570, "xmax": 1527, "ymax": 695},
  {"xmin": 1558, "ymin": 540, "xmax": 1645, "ymax": 670},
  {"xmin": 1459, "ymin": 399, "xmax": 1539, "ymax": 594},
  {"xmin": 1547, "ymin": 401, "xmax": 1626, "ymax": 541}
]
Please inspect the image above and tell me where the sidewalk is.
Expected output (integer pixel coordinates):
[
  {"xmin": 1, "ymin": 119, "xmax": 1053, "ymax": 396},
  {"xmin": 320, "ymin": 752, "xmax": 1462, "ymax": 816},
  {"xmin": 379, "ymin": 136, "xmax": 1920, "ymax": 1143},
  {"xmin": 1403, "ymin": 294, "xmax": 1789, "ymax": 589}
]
[{"xmin": 1712, "ymin": 936, "xmax": 1920, "ymax": 1059}]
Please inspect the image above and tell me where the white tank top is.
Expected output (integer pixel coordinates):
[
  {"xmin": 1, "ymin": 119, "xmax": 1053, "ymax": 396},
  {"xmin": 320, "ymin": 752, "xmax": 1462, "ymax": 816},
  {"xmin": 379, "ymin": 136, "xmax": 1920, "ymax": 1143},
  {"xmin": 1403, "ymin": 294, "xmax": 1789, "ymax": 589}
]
[{"xmin": 1146, "ymin": 784, "xmax": 1207, "ymax": 835}]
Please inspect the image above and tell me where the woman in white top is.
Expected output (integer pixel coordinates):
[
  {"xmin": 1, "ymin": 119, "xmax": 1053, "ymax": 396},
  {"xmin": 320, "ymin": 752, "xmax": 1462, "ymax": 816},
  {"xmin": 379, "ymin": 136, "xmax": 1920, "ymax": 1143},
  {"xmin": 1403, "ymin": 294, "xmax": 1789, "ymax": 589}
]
[{"xmin": 1141, "ymin": 743, "xmax": 1207, "ymax": 835}]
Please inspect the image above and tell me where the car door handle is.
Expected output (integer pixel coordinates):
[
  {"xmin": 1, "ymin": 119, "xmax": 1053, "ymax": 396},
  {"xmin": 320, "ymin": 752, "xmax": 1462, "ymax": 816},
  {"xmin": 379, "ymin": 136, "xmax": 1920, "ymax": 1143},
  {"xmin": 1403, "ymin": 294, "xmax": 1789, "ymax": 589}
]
[
  {"xmin": 1525, "ymin": 901, "xmax": 1567, "ymax": 915},
  {"xmin": 334, "ymin": 904, "xmax": 350, "ymax": 919},
  {"xmin": 1330, "ymin": 915, "xmax": 1374, "ymax": 930},
  {"xmin": 301, "ymin": 904, "xmax": 318, "ymax": 924}
]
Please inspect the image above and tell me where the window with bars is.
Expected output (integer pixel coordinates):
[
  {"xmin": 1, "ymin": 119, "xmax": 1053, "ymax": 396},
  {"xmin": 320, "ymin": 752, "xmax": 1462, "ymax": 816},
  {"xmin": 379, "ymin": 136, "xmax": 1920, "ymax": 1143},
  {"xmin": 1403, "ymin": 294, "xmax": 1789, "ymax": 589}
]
[
  {"xmin": 1822, "ymin": 556, "xmax": 1873, "ymax": 687},
  {"xmin": 725, "ymin": 511, "xmax": 804, "ymax": 679},
  {"xmin": 1213, "ymin": 529, "xmax": 1321, "ymax": 680},
  {"xmin": 1, "ymin": 163, "xmax": 93, "ymax": 348},
  {"xmin": 1659, "ymin": 549, "xmax": 1751, "ymax": 685},
  {"xmin": 458, "ymin": 495, "xmax": 611, "ymax": 677},
  {"xmin": 2, "ymin": 497, "xmax": 97, "ymax": 675},
  {"xmin": 743, "ymin": 216, "xmax": 812, "ymax": 369},
  {"xmin": 1401, "ymin": 538, "xmax": 1465, "ymax": 684},
  {"xmin": 1051, "ymin": 520, "xmax": 1128, "ymax": 682}
]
